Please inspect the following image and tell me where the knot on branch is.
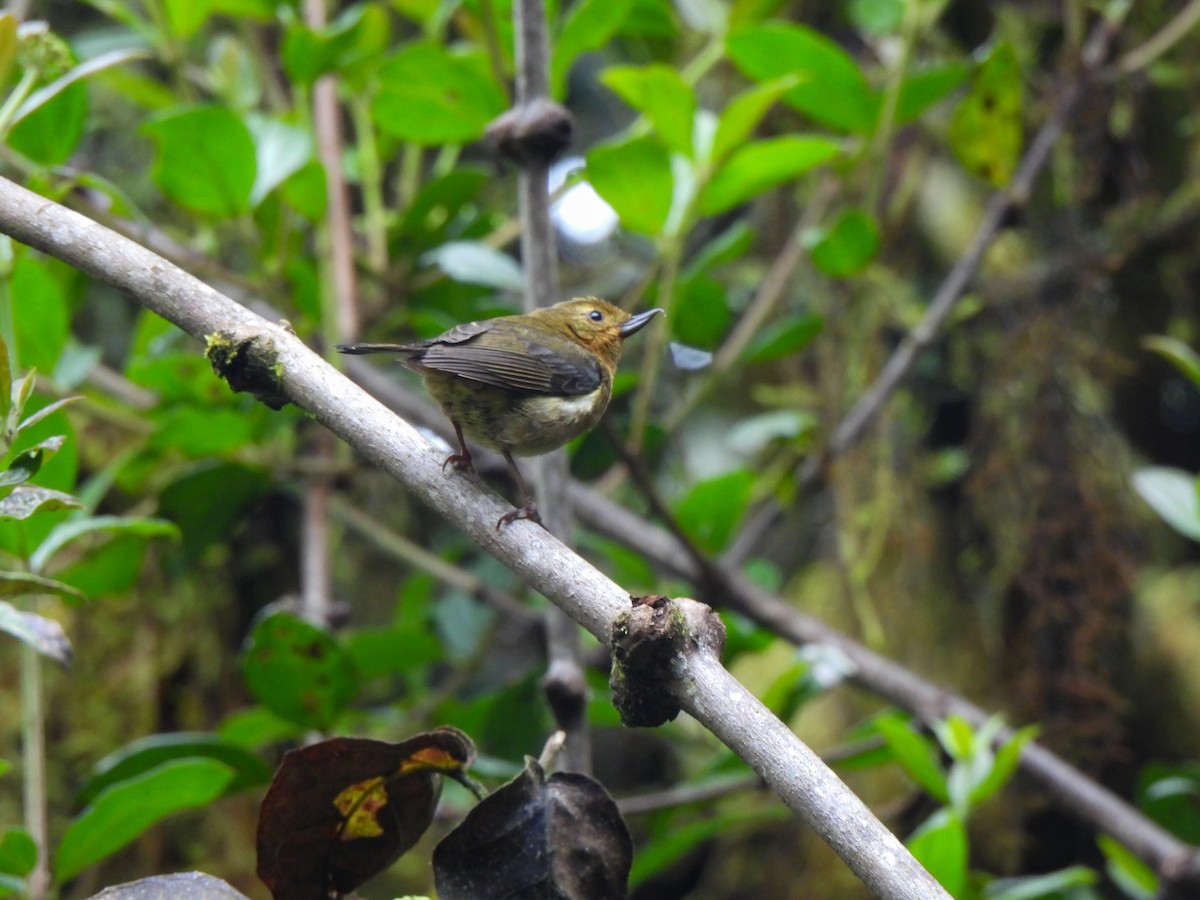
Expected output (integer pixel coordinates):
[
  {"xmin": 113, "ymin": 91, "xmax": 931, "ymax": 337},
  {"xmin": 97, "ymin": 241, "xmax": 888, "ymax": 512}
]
[
  {"xmin": 609, "ymin": 595, "xmax": 726, "ymax": 728},
  {"xmin": 486, "ymin": 98, "xmax": 574, "ymax": 166},
  {"xmin": 206, "ymin": 331, "xmax": 288, "ymax": 410},
  {"xmin": 542, "ymin": 659, "xmax": 588, "ymax": 733}
]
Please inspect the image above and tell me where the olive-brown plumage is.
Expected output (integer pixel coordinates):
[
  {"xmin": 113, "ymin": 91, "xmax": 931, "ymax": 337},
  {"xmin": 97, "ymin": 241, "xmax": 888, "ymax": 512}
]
[{"xmin": 337, "ymin": 298, "xmax": 661, "ymax": 527}]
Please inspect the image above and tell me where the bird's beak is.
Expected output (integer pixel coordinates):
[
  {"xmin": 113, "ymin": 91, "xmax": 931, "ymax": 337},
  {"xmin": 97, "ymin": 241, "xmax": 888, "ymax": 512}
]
[{"xmin": 619, "ymin": 308, "xmax": 663, "ymax": 338}]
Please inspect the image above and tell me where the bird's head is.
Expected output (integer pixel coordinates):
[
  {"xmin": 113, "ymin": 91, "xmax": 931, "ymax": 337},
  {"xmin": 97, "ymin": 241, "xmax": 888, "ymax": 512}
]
[{"xmin": 533, "ymin": 297, "xmax": 662, "ymax": 369}]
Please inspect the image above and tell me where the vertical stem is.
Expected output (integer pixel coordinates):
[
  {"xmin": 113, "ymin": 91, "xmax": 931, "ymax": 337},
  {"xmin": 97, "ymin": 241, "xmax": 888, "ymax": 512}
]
[
  {"xmin": 21, "ymin": 627, "xmax": 49, "ymax": 899},
  {"xmin": 512, "ymin": 0, "xmax": 591, "ymax": 774},
  {"xmin": 350, "ymin": 94, "xmax": 388, "ymax": 276}
]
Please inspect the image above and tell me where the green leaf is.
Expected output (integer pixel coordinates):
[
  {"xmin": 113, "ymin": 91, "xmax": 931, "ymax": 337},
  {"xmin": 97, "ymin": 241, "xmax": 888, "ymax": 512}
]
[
  {"xmin": 79, "ymin": 733, "xmax": 271, "ymax": 806},
  {"xmin": 1097, "ymin": 835, "xmax": 1158, "ymax": 899},
  {"xmin": 551, "ymin": 0, "xmax": 635, "ymax": 98},
  {"xmin": 143, "ymin": 106, "xmax": 256, "ymax": 216},
  {"xmin": 1143, "ymin": 335, "xmax": 1200, "ymax": 389},
  {"xmin": 0, "ymin": 601, "xmax": 71, "ymax": 665},
  {"xmin": 0, "ymin": 436, "xmax": 67, "ymax": 500},
  {"xmin": 372, "ymin": 43, "xmax": 505, "ymax": 145},
  {"xmin": 7, "ymin": 80, "xmax": 85, "ymax": 165},
  {"xmin": 0, "ymin": 828, "xmax": 36, "ymax": 878},
  {"xmin": 699, "ymin": 135, "xmax": 839, "ymax": 216},
  {"xmin": 805, "ymin": 208, "xmax": 880, "ymax": 277},
  {"xmin": 1132, "ymin": 467, "xmax": 1200, "ymax": 542},
  {"xmin": 601, "ymin": 64, "xmax": 696, "ymax": 157},
  {"xmin": 246, "ymin": 115, "xmax": 313, "ymax": 208},
  {"xmin": 906, "ymin": 809, "xmax": 968, "ymax": 898},
  {"xmin": 54, "ymin": 759, "xmax": 236, "ymax": 883},
  {"xmin": 243, "ymin": 611, "xmax": 359, "ymax": 730},
  {"xmin": 157, "ymin": 463, "xmax": 271, "ymax": 559},
  {"xmin": 29, "ymin": 514, "xmax": 179, "ymax": 575},
  {"xmin": 949, "ymin": 42, "xmax": 1023, "ymax": 187},
  {"xmin": 969, "ymin": 724, "xmax": 1038, "ymax": 808},
  {"xmin": 727, "ymin": 23, "xmax": 878, "ymax": 133},
  {"xmin": 16, "ymin": 397, "xmax": 80, "ymax": 436},
  {"xmin": 163, "ymin": 0, "xmax": 214, "ymax": 36},
  {"xmin": 421, "ymin": 241, "xmax": 524, "ymax": 291},
  {"xmin": 587, "ymin": 136, "xmax": 674, "ymax": 236},
  {"xmin": 983, "ymin": 865, "xmax": 1097, "ymax": 900},
  {"xmin": 848, "ymin": 0, "xmax": 904, "ymax": 35},
  {"xmin": 0, "ymin": 572, "xmax": 87, "ymax": 602},
  {"xmin": 674, "ymin": 469, "xmax": 754, "ymax": 554},
  {"xmin": 148, "ymin": 406, "xmax": 256, "ymax": 458},
  {"xmin": 672, "ymin": 277, "xmax": 730, "ymax": 349},
  {"xmin": 896, "ymin": 62, "xmax": 970, "ymax": 123},
  {"xmin": 1138, "ymin": 764, "xmax": 1200, "ymax": 844},
  {"xmin": 630, "ymin": 806, "xmax": 789, "ymax": 887},
  {"xmin": 875, "ymin": 712, "xmax": 949, "ymax": 802},
  {"xmin": 727, "ymin": 410, "xmax": 816, "ymax": 456},
  {"xmin": 742, "ymin": 313, "xmax": 823, "ymax": 363},
  {"xmin": 10, "ymin": 256, "xmax": 69, "ymax": 374},
  {"xmin": 281, "ymin": 3, "xmax": 390, "ymax": 86},
  {"xmin": 0, "ymin": 485, "xmax": 83, "ymax": 521},
  {"xmin": 710, "ymin": 76, "xmax": 798, "ymax": 166}
]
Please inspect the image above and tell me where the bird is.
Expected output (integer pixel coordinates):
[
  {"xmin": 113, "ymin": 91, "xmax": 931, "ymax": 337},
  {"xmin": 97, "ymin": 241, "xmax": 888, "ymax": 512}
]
[{"xmin": 337, "ymin": 297, "xmax": 662, "ymax": 529}]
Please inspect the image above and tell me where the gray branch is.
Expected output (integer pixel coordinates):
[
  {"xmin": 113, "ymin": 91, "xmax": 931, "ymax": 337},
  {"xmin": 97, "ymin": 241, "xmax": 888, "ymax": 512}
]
[{"xmin": 0, "ymin": 175, "xmax": 949, "ymax": 899}]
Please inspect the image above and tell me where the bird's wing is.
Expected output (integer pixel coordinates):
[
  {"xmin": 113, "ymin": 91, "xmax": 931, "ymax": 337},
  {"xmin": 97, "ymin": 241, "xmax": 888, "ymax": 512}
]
[{"xmin": 412, "ymin": 323, "xmax": 603, "ymax": 396}]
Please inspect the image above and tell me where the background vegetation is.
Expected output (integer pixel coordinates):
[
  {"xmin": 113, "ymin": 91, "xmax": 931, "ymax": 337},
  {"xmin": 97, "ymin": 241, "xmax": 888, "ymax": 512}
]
[{"xmin": 3, "ymin": 0, "xmax": 1200, "ymax": 897}]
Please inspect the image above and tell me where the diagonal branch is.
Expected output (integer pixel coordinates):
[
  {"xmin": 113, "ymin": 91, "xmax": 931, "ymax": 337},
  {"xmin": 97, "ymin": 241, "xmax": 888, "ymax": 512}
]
[{"xmin": 0, "ymin": 176, "xmax": 951, "ymax": 899}]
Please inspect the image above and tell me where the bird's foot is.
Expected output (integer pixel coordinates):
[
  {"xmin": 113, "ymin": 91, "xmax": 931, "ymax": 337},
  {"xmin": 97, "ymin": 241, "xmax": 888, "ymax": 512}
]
[
  {"xmin": 442, "ymin": 451, "xmax": 475, "ymax": 475},
  {"xmin": 496, "ymin": 499, "xmax": 545, "ymax": 531}
]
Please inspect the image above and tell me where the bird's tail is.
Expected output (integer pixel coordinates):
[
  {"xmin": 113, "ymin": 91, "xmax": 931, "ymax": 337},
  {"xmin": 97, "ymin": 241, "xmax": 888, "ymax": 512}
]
[{"xmin": 335, "ymin": 342, "xmax": 408, "ymax": 355}]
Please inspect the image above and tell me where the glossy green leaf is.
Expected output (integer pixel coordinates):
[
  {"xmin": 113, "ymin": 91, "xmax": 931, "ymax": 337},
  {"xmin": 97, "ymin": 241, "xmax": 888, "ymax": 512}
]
[
  {"xmin": 551, "ymin": 0, "xmax": 635, "ymax": 98},
  {"xmin": 982, "ymin": 865, "xmax": 1097, "ymax": 899},
  {"xmin": 875, "ymin": 713, "xmax": 949, "ymax": 802},
  {"xmin": 849, "ymin": 0, "xmax": 904, "ymax": 35},
  {"xmin": 0, "ymin": 436, "xmax": 66, "ymax": 501},
  {"xmin": 1143, "ymin": 335, "xmax": 1200, "ymax": 389},
  {"xmin": 742, "ymin": 313, "xmax": 823, "ymax": 364},
  {"xmin": 700, "ymin": 136, "xmax": 839, "ymax": 216},
  {"xmin": 0, "ymin": 485, "xmax": 83, "ymax": 521},
  {"xmin": 372, "ymin": 43, "xmax": 505, "ymax": 145},
  {"xmin": 10, "ymin": 256, "xmax": 69, "ymax": 374},
  {"xmin": 281, "ymin": 3, "xmax": 390, "ymax": 86},
  {"xmin": 587, "ymin": 136, "xmax": 674, "ymax": 236},
  {"xmin": 0, "ymin": 572, "xmax": 86, "ymax": 602},
  {"xmin": 1138, "ymin": 764, "xmax": 1200, "ymax": 844},
  {"xmin": 29, "ymin": 514, "xmax": 179, "ymax": 575},
  {"xmin": 7, "ymin": 80, "xmax": 85, "ymax": 165},
  {"xmin": 0, "ymin": 601, "xmax": 71, "ymax": 665},
  {"xmin": 630, "ymin": 806, "xmax": 788, "ymax": 887},
  {"xmin": 806, "ymin": 208, "xmax": 880, "ymax": 277},
  {"xmin": 1098, "ymin": 835, "xmax": 1158, "ymax": 899},
  {"xmin": 672, "ymin": 277, "xmax": 730, "ymax": 349},
  {"xmin": 969, "ymin": 724, "xmax": 1038, "ymax": 808},
  {"xmin": 422, "ymin": 241, "xmax": 524, "ymax": 291},
  {"xmin": 143, "ymin": 106, "xmax": 256, "ymax": 216},
  {"xmin": 601, "ymin": 64, "xmax": 696, "ymax": 157},
  {"xmin": 55, "ymin": 759, "xmax": 236, "ymax": 883},
  {"xmin": 683, "ymin": 221, "xmax": 755, "ymax": 278},
  {"xmin": 1133, "ymin": 467, "xmax": 1200, "ymax": 542},
  {"xmin": 163, "ymin": 0, "xmax": 214, "ymax": 36},
  {"xmin": 79, "ymin": 733, "xmax": 271, "ymax": 806},
  {"xmin": 949, "ymin": 42, "xmax": 1023, "ymax": 186},
  {"xmin": 896, "ymin": 62, "xmax": 970, "ymax": 123},
  {"xmin": 710, "ymin": 77, "xmax": 798, "ymax": 166},
  {"xmin": 674, "ymin": 469, "xmax": 754, "ymax": 554},
  {"xmin": 0, "ymin": 828, "xmax": 35, "ymax": 878},
  {"xmin": 727, "ymin": 23, "xmax": 878, "ymax": 133},
  {"xmin": 243, "ymin": 611, "xmax": 359, "ymax": 730},
  {"xmin": 906, "ymin": 809, "xmax": 967, "ymax": 898},
  {"xmin": 246, "ymin": 115, "xmax": 313, "ymax": 207}
]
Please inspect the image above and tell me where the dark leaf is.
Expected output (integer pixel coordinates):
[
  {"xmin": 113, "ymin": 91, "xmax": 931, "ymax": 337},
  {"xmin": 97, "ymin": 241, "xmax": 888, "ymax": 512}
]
[
  {"xmin": 434, "ymin": 757, "xmax": 632, "ymax": 900},
  {"xmin": 257, "ymin": 728, "xmax": 475, "ymax": 900}
]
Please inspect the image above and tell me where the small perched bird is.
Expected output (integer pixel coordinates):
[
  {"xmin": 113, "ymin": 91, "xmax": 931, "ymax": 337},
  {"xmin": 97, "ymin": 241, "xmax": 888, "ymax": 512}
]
[{"xmin": 338, "ymin": 298, "xmax": 662, "ymax": 528}]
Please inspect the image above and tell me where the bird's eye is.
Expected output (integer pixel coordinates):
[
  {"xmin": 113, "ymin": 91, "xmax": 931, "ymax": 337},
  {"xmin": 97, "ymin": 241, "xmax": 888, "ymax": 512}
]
[{"xmin": 588, "ymin": 310, "xmax": 604, "ymax": 323}]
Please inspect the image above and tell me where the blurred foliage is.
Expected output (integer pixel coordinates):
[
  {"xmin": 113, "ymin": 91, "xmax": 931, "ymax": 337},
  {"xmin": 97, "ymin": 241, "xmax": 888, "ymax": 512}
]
[{"xmin": 0, "ymin": 0, "xmax": 1199, "ymax": 898}]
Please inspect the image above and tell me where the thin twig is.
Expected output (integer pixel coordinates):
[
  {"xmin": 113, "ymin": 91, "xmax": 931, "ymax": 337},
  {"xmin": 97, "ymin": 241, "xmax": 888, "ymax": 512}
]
[{"xmin": 1118, "ymin": 0, "xmax": 1200, "ymax": 73}]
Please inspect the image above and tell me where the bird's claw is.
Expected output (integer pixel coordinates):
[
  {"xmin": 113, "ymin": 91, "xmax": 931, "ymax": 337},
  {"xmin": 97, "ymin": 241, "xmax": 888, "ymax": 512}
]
[
  {"xmin": 496, "ymin": 500, "xmax": 545, "ymax": 531},
  {"xmin": 442, "ymin": 452, "xmax": 475, "ymax": 475}
]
